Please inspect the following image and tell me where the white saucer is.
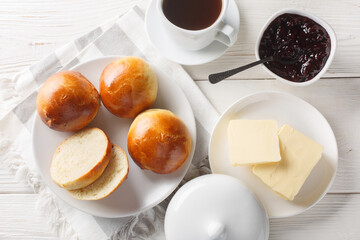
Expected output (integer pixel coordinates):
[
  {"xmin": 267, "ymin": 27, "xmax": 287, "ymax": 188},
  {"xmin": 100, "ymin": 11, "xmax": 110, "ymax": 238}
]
[{"xmin": 145, "ymin": 0, "xmax": 240, "ymax": 65}]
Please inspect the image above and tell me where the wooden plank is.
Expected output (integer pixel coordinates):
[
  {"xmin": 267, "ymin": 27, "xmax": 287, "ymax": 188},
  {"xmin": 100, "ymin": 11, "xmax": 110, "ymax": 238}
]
[
  {"xmin": 0, "ymin": 0, "xmax": 359, "ymax": 79},
  {"xmin": 197, "ymin": 78, "xmax": 360, "ymax": 193},
  {"xmin": 270, "ymin": 193, "xmax": 360, "ymax": 240},
  {"xmin": 0, "ymin": 0, "xmax": 359, "ymax": 239},
  {"xmin": 0, "ymin": 0, "xmax": 143, "ymax": 78},
  {"xmin": 0, "ymin": 194, "xmax": 57, "ymax": 239},
  {"xmin": 0, "ymin": 193, "xmax": 358, "ymax": 239},
  {"xmin": 0, "ymin": 168, "xmax": 33, "ymax": 193},
  {"xmin": 0, "ymin": 147, "xmax": 35, "ymax": 193}
]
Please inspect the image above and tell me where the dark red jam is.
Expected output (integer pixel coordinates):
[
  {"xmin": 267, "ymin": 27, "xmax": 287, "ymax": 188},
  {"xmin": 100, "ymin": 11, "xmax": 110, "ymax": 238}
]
[{"xmin": 259, "ymin": 13, "xmax": 331, "ymax": 82}]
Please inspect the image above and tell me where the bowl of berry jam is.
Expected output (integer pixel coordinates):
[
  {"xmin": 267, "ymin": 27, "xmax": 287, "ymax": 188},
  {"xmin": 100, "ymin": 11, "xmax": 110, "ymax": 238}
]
[{"xmin": 255, "ymin": 9, "xmax": 336, "ymax": 86}]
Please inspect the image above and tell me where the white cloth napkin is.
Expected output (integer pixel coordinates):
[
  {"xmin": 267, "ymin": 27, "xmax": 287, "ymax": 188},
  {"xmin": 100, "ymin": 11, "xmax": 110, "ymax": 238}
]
[{"xmin": 0, "ymin": 3, "xmax": 220, "ymax": 239}]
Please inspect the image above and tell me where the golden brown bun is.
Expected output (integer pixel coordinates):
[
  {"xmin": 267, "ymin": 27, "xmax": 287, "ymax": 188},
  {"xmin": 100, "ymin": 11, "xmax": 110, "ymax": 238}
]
[
  {"xmin": 99, "ymin": 56, "xmax": 158, "ymax": 118},
  {"xmin": 127, "ymin": 109, "xmax": 192, "ymax": 174},
  {"xmin": 36, "ymin": 71, "xmax": 100, "ymax": 132}
]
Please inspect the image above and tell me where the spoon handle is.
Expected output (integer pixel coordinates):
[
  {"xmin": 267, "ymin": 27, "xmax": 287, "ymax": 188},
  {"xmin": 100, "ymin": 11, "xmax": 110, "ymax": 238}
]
[{"xmin": 208, "ymin": 56, "xmax": 273, "ymax": 84}]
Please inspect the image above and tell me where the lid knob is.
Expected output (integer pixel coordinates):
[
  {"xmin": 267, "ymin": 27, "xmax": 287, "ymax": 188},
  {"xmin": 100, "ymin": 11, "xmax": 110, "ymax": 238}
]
[{"xmin": 207, "ymin": 222, "xmax": 227, "ymax": 240}]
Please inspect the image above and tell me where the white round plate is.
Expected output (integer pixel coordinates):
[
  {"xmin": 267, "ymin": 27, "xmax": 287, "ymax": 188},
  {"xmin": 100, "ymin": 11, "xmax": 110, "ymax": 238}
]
[
  {"xmin": 145, "ymin": 0, "xmax": 240, "ymax": 65},
  {"xmin": 209, "ymin": 91, "xmax": 338, "ymax": 218},
  {"xmin": 32, "ymin": 56, "xmax": 196, "ymax": 218}
]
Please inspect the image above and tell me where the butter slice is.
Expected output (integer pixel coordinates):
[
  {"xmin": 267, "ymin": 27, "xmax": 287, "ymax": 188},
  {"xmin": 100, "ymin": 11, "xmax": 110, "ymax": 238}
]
[
  {"xmin": 228, "ymin": 119, "xmax": 281, "ymax": 166},
  {"xmin": 252, "ymin": 124, "xmax": 323, "ymax": 201}
]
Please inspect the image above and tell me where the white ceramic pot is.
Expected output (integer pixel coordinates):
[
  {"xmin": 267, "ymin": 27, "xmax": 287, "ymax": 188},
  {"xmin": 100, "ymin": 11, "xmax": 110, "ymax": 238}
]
[{"xmin": 164, "ymin": 174, "xmax": 269, "ymax": 240}]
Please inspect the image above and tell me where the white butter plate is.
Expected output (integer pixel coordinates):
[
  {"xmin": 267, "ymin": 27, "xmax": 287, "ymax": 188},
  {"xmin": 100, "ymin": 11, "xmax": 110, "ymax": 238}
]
[
  {"xmin": 32, "ymin": 56, "xmax": 196, "ymax": 218},
  {"xmin": 144, "ymin": 0, "xmax": 240, "ymax": 65},
  {"xmin": 209, "ymin": 91, "xmax": 338, "ymax": 218}
]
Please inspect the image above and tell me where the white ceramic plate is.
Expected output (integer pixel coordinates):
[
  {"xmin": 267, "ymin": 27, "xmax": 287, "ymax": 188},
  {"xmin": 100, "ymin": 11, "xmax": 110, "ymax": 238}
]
[
  {"xmin": 32, "ymin": 56, "xmax": 196, "ymax": 218},
  {"xmin": 145, "ymin": 0, "xmax": 240, "ymax": 65},
  {"xmin": 209, "ymin": 91, "xmax": 337, "ymax": 218}
]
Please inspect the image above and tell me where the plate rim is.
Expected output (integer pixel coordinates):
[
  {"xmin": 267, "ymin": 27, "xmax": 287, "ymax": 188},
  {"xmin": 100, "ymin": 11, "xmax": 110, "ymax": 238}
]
[
  {"xmin": 32, "ymin": 55, "xmax": 197, "ymax": 218},
  {"xmin": 208, "ymin": 90, "xmax": 338, "ymax": 218}
]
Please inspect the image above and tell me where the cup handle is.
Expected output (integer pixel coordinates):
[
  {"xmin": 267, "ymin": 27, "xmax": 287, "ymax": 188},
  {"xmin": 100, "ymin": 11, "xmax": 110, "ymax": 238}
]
[{"xmin": 215, "ymin": 22, "xmax": 237, "ymax": 47}]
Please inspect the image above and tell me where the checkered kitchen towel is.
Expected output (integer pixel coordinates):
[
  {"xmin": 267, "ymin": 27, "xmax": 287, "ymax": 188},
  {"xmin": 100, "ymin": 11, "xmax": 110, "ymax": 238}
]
[{"xmin": 0, "ymin": 2, "xmax": 220, "ymax": 240}]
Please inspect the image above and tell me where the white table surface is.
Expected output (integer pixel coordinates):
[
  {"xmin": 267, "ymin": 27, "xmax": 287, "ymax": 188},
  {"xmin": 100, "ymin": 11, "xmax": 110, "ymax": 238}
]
[{"xmin": 1, "ymin": 0, "xmax": 359, "ymax": 239}]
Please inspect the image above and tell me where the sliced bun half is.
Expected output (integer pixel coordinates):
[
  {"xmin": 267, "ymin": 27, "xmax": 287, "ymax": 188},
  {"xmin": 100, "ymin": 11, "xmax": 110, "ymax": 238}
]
[
  {"xmin": 68, "ymin": 144, "xmax": 129, "ymax": 200},
  {"xmin": 50, "ymin": 128, "xmax": 111, "ymax": 190}
]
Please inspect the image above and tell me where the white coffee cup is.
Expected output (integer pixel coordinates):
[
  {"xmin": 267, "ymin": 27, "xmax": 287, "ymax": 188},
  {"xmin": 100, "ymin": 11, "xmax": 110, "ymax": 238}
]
[{"xmin": 157, "ymin": 0, "xmax": 237, "ymax": 51}]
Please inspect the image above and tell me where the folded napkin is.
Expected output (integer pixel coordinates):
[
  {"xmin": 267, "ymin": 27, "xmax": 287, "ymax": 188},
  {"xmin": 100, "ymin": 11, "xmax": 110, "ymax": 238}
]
[{"xmin": 0, "ymin": 3, "xmax": 220, "ymax": 239}]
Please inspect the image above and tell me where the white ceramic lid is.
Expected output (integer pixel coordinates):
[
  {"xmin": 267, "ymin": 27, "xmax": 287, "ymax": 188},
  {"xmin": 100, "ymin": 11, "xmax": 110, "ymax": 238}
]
[{"xmin": 165, "ymin": 174, "xmax": 269, "ymax": 240}]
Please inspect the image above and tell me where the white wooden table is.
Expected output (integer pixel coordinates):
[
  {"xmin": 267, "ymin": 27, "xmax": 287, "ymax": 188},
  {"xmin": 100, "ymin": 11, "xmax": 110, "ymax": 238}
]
[{"xmin": 1, "ymin": 0, "xmax": 359, "ymax": 239}]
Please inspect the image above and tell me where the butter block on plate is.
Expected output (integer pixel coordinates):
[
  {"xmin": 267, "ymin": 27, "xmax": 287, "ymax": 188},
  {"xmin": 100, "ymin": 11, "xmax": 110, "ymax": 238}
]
[
  {"xmin": 252, "ymin": 124, "xmax": 323, "ymax": 201},
  {"xmin": 227, "ymin": 119, "xmax": 281, "ymax": 166}
]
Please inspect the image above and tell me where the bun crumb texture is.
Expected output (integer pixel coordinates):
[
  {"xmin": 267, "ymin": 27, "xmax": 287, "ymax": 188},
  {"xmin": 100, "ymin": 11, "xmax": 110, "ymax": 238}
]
[
  {"xmin": 68, "ymin": 144, "xmax": 129, "ymax": 200},
  {"xmin": 50, "ymin": 127, "xmax": 111, "ymax": 190}
]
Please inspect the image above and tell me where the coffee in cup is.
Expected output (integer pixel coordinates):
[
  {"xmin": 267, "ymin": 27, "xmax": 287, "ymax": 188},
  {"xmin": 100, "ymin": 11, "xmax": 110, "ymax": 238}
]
[{"xmin": 162, "ymin": 0, "xmax": 222, "ymax": 31}]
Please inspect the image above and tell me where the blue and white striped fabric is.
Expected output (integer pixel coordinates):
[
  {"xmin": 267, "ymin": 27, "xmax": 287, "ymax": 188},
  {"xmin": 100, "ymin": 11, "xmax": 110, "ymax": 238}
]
[{"xmin": 0, "ymin": 3, "xmax": 219, "ymax": 240}]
